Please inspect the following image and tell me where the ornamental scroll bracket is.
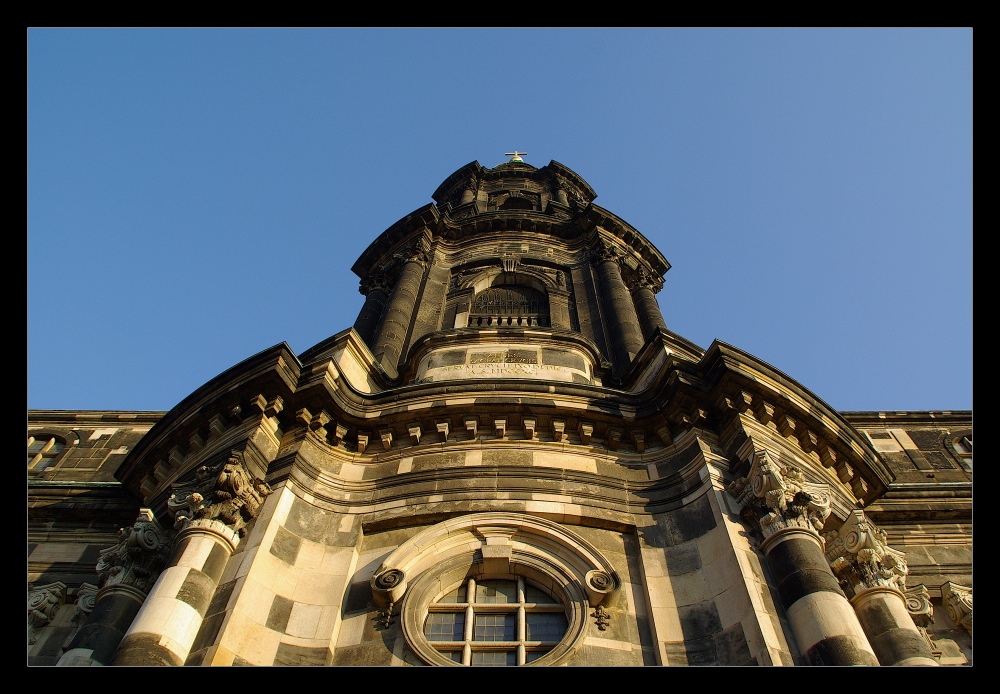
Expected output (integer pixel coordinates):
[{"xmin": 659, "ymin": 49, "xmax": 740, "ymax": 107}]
[
  {"xmin": 727, "ymin": 449, "xmax": 832, "ymax": 546},
  {"xmin": 28, "ymin": 581, "xmax": 66, "ymax": 645},
  {"xmin": 941, "ymin": 581, "xmax": 972, "ymax": 636},
  {"xmin": 166, "ymin": 450, "xmax": 272, "ymax": 538},
  {"xmin": 823, "ymin": 509, "xmax": 908, "ymax": 599}
]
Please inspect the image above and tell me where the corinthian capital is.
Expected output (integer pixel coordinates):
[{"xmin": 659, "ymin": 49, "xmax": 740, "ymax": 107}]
[
  {"xmin": 167, "ymin": 451, "xmax": 272, "ymax": 538},
  {"xmin": 727, "ymin": 450, "xmax": 832, "ymax": 542},
  {"xmin": 824, "ymin": 509, "xmax": 908, "ymax": 598},
  {"xmin": 95, "ymin": 509, "xmax": 174, "ymax": 595},
  {"xmin": 628, "ymin": 269, "xmax": 664, "ymax": 293},
  {"xmin": 588, "ymin": 238, "xmax": 620, "ymax": 265},
  {"xmin": 359, "ymin": 269, "xmax": 392, "ymax": 296},
  {"xmin": 941, "ymin": 582, "xmax": 972, "ymax": 635}
]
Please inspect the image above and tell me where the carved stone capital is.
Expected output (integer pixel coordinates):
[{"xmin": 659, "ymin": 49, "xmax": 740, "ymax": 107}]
[
  {"xmin": 904, "ymin": 584, "xmax": 935, "ymax": 629},
  {"xmin": 823, "ymin": 509, "xmax": 908, "ymax": 598},
  {"xmin": 588, "ymin": 239, "xmax": 621, "ymax": 265},
  {"xmin": 628, "ymin": 269, "xmax": 664, "ymax": 294},
  {"xmin": 359, "ymin": 269, "xmax": 392, "ymax": 296},
  {"xmin": 95, "ymin": 509, "xmax": 174, "ymax": 595},
  {"xmin": 167, "ymin": 451, "xmax": 272, "ymax": 538},
  {"xmin": 395, "ymin": 240, "xmax": 431, "ymax": 266},
  {"xmin": 941, "ymin": 582, "xmax": 972, "ymax": 635},
  {"xmin": 727, "ymin": 450, "xmax": 832, "ymax": 544},
  {"xmin": 28, "ymin": 581, "xmax": 66, "ymax": 644}
]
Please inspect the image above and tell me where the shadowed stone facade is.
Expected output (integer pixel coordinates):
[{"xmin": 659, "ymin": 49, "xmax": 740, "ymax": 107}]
[{"xmin": 29, "ymin": 157, "xmax": 971, "ymax": 666}]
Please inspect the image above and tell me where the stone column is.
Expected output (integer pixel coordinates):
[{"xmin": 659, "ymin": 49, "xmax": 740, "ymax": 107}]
[
  {"xmin": 630, "ymin": 271, "xmax": 667, "ymax": 339},
  {"xmin": 729, "ymin": 451, "xmax": 879, "ymax": 665},
  {"xmin": 371, "ymin": 242, "xmax": 429, "ymax": 377},
  {"xmin": 112, "ymin": 452, "xmax": 271, "ymax": 666},
  {"xmin": 353, "ymin": 270, "xmax": 391, "ymax": 347},
  {"xmin": 826, "ymin": 510, "xmax": 937, "ymax": 666},
  {"xmin": 590, "ymin": 240, "xmax": 644, "ymax": 372},
  {"xmin": 57, "ymin": 510, "xmax": 173, "ymax": 666}
]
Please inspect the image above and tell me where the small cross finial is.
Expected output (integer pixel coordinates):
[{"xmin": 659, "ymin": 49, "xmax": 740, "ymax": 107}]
[{"xmin": 504, "ymin": 151, "xmax": 527, "ymax": 162}]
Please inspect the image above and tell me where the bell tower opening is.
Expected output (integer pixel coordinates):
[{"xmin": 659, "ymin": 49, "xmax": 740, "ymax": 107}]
[{"xmin": 469, "ymin": 284, "xmax": 549, "ymax": 327}]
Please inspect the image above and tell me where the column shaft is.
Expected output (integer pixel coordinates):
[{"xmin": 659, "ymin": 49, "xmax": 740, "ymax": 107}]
[
  {"xmin": 632, "ymin": 285, "xmax": 666, "ymax": 339},
  {"xmin": 353, "ymin": 288, "xmax": 389, "ymax": 346},
  {"xmin": 372, "ymin": 259, "xmax": 424, "ymax": 374},
  {"xmin": 113, "ymin": 523, "xmax": 236, "ymax": 666},
  {"xmin": 595, "ymin": 259, "xmax": 644, "ymax": 371},
  {"xmin": 58, "ymin": 586, "xmax": 146, "ymax": 666},
  {"xmin": 763, "ymin": 529, "xmax": 878, "ymax": 665},
  {"xmin": 852, "ymin": 588, "xmax": 938, "ymax": 666}
]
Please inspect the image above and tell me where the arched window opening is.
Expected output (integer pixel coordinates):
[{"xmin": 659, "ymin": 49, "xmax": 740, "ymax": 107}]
[{"xmin": 469, "ymin": 285, "xmax": 549, "ymax": 328}]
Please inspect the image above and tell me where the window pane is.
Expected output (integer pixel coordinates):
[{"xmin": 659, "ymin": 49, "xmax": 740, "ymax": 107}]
[
  {"xmin": 424, "ymin": 612, "xmax": 465, "ymax": 641},
  {"xmin": 475, "ymin": 579, "xmax": 516, "ymax": 604},
  {"xmin": 524, "ymin": 651, "xmax": 548, "ymax": 663},
  {"xmin": 440, "ymin": 650, "xmax": 464, "ymax": 663},
  {"xmin": 471, "ymin": 650, "xmax": 515, "ymax": 666},
  {"xmin": 473, "ymin": 613, "xmax": 516, "ymax": 641},
  {"xmin": 523, "ymin": 583, "xmax": 560, "ymax": 604},
  {"xmin": 525, "ymin": 612, "xmax": 567, "ymax": 641},
  {"xmin": 439, "ymin": 583, "xmax": 467, "ymax": 603}
]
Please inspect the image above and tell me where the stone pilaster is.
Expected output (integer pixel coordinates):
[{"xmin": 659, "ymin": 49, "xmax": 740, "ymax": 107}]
[
  {"xmin": 590, "ymin": 239, "xmax": 643, "ymax": 372},
  {"xmin": 824, "ymin": 510, "xmax": 936, "ymax": 666},
  {"xmin": 729, "ymin": 451, "xmax": 878, "ymax": 665},
  {"xmin": 113, "ymin": 452, "xmax": 271, "ymax": 666},
  {"xmin": 629, "ymin": 270, "xmax": 666, "ymax": 339},
  {"xmin": 371, "ymin": 242, "xmax": 429, "ymax": 377},
  {"xmin": 353, "ymin": 269, "xmax": 392, "ymax": 346},
  {"xmin": 58, "ymin": 509, "xmax": 174, "ymax": 666}
]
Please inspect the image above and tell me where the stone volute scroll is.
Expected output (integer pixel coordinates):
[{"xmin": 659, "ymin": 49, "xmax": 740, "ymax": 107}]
[{"xmin": 28, "ymin": 581, "xmax": 66, "ymax": 645}]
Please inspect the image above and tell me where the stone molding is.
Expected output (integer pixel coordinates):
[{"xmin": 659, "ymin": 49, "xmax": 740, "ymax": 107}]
[
  {"xmin": 166, "ymin": 450, "xmax": 272, "ymax": 538},
  {"xmin": 824, "ymin": 509, "xmax": 908, "ymax": 599},
  {"xmin": 941, "ymin": 582, "xmax": 972, "ymax": 635},
  {"xmin": 95, "ymin": 509, "xmax": 174, "ymax": 595}
]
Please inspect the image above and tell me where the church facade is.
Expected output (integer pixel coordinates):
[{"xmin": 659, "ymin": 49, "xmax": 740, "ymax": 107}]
[{"xmin": 29, "ymin": 157, "xmax": 971, "ymax": 666}]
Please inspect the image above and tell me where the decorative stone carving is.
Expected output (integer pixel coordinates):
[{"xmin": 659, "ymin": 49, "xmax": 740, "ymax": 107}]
[
  {"xmin": 823, "ymin": 509, "xmax": 908, "ymax": 598},
  {"xmin": 941, "ymin": 582, "xmax": 972, "ymax": 635},
  {"xmin": 628, "ymin": 269, "xmax": 664, "ymax": 294},
  {"xmin": 904, "ymin": 584, "xmax": 935, "ymax": 629},
  {"xmin": 588, "ymin": 238, "xmax": 620, "ymax": 265},
  {"xmin": 727, "ymin": 450, "xmax": 832, "ymax": 543},
  {"xmin": 359, "ymin": 269, "xmax": 392, "ymax": 296},
  {"xmin": 28, "ymin": 581, "xmax": 66, "ymax": 644},
  {"xmin": 71, "ymin": 583, "xmax": 99, "ymax": 627},
  {"xmin": 167, "ymin": 451, "xmax": 272, "ymax": 537},
  {"xmin": 95, "ymin": 509, "xmax": 173, "ymax": 594}
]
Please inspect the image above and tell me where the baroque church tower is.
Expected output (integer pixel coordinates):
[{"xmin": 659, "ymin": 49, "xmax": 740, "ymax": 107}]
[{"xmin": 36, "ymin": 156, "xmax": 970, "ymax": 666}]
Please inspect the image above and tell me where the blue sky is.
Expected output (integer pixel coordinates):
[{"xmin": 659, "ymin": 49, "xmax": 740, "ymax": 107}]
[{"xmin": 28, "ymin": 28, "xmax": 971, "ymax": 413}]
